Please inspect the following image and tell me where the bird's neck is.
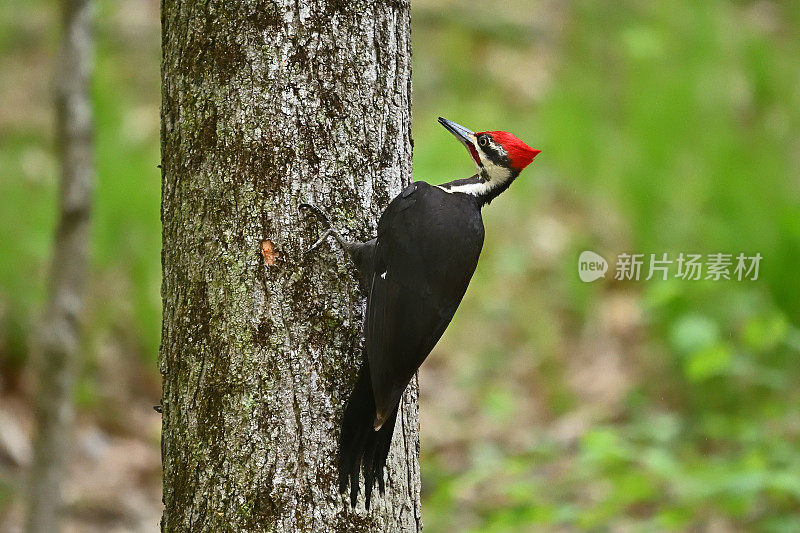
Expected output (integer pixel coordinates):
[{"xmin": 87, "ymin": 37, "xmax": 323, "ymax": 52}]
[{"xmin": 436, "ymin": 168, "xmax": 518, "ymax": 206}]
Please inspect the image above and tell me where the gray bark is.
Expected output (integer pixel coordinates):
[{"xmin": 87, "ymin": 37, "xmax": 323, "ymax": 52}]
[
  {"xmin": 159, "ymin": 1, "xmax": 419, "ymax": 531},
  {"xmin": 26, "ymin": 0, "xmax": 95, "ymax": 531}
]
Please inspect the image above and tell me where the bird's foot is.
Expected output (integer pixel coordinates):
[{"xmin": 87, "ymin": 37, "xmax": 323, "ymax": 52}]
[
  {"xmin": 298, "ymin": 203, "xmax": 345, "ymax": 254},
  {"xmin": 298, "ymin": 203, "xmax": 332, "ymax": 228}
]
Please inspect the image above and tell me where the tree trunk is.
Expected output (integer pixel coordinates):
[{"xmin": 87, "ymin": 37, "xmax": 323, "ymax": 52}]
[
  {"xmin": 159, "ymin": 1, "xmax": 419, "ymax": 531},
  {"xmin": 26, "ymin": 0, "xmax": 95, "ymax": 531}
]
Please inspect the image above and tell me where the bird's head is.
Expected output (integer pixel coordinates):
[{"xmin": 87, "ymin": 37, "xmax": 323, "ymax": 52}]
[{"xmin": 438, "ymin": 117, "xmax": 541, "ymax": 184}]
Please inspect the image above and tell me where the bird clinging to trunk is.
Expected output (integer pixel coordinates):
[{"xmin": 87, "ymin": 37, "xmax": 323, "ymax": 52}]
[{"xmin": 300, "ymin": 117, "xmax": 540, "ymax": 508}]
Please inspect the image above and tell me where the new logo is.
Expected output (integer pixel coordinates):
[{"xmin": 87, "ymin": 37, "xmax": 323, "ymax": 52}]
[{"xmin": 578, "ymin": 250, "xmax": 608, "ymax": 282}]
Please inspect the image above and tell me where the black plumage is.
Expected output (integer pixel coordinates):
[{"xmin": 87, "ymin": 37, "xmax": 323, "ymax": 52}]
[
  {"xmin": 301, "ymin": 117, "xmax": 540, "ymax": 508},
  {"xmin": 368, "ymin": 182, "xmax": 484, "ymax": 427},
  {"xmin": 337, "ymin": 182, "xmax": 484, "ymax": 507}
]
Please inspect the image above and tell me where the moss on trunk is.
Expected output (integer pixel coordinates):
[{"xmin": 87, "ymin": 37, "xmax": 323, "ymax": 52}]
[{"xmin": 159, "ymin": 0, "xmax": 419, "ymax": 530}]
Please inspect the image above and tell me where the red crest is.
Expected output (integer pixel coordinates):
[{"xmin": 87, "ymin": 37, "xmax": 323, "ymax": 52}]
[{"xmin": 479, "ymin": 131, "xmax": 541, "ymax": 170}]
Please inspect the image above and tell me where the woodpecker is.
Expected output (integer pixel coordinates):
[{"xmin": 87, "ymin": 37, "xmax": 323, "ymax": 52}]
[{"xmin": 300, "ymin": 117, "xmax": 540, "ymax": 508}]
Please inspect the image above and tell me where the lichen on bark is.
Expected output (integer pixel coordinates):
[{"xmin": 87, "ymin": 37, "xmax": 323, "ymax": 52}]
[{"xmin": 160, "ymin": 0, "xmax": 419, "ymax": 531}]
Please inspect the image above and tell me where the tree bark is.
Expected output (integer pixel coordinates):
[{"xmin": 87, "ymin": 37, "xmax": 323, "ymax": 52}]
[
  {"xmin": 26, "ymin": 0, "xmax": 95, "ymax": 531},
  {"xmin": 159, "ymin": 1, "xmax": 419, "ymax": 531}
]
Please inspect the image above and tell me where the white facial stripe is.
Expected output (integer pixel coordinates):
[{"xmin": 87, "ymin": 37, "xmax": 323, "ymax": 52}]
[
  {"xmin": 479, "ymin": 156, "xmax": 513, "ymax": 183},
  {"xmin": 478, "ymin": 137, "xmax": 511, "ymax": 183},
  {"xmin": 436, "ymin": 134, "xmax": 514, "ymax": 197},
  {"xmin": 436, "ymin": 181, "xmax": 496, "ymax": 196},
  {"xmin": 487, "ymin": 137, "xmax": 506, "ymax": 156}
]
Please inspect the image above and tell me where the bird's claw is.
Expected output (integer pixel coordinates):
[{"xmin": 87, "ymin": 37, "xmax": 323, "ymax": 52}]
[
  {"xmin": 304, "ymin": 228, "xmax": 334, "ymax": 255},
  {"xmin": 298, "ymin": 203, "xmax": 331, "ymax": 228},
  {"xmin": 299, "ymin": 203, "xmax": 337, "ymax": 254}
]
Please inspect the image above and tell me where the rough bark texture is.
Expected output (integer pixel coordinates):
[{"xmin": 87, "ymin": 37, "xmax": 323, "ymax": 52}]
[
  {"xmin": 26, "ymin": 0, "xmax": 95, "ymax": 531},
  {"xmin": 159, "ymin": 1, "xmax": 419, "ymax": 531}
]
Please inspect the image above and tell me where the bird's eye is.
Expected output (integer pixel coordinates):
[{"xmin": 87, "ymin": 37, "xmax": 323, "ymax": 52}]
[{"xmin": 478, "ymin": 136, "xmax": 488, "ymax": 147}]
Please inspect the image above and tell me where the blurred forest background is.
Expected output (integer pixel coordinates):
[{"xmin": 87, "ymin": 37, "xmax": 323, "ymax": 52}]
[{"xmin": 2, "ymin": 0, "xmax": 800, "ymax": 531}]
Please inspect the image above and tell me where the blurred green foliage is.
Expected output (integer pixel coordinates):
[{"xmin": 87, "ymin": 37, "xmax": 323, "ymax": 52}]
[
  {"xmin": 414, "ymin": 0, "xmax": 800, "ymax": 530},
  {"xmin": 1, "ymin": 0, "xmax": 799, "ymax": 529}
]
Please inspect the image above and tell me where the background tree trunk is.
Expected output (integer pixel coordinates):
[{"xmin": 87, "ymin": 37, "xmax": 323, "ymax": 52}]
[
  {"xmin": 159, "ymin": 1, "xmax": 419, "ymax": 531},
  {"xmin": 26, "ymin": 0, "xmax": 95, "ymax": 531}
]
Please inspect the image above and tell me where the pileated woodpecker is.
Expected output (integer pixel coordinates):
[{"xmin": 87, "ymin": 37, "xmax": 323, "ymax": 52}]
[{"xmin": 300, "ymin": 117, "xmax": 540, "ymax": 508}]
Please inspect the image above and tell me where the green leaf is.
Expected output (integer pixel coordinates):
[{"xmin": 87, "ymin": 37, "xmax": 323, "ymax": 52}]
[
  {"xmin": 670, "ymin": 314, "xmax": 719, "ymax": 354},
  {"xmin": 684, "ymin": 343, "xmax": 732, "ymax": 381},
  {"xmin": 742, "ymin": 313, "xmax": 789, "ymax": 352}
]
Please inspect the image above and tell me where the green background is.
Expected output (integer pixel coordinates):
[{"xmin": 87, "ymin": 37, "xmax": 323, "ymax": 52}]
[{"xmin": 2, "ymin": 0, "xmax": 799, "ymax": 530}]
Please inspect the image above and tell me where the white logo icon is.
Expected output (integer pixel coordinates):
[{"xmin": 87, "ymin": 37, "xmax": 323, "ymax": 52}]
[{"xmin": 578, "ymin": 251, "xmax": 608, "ymax": 282}]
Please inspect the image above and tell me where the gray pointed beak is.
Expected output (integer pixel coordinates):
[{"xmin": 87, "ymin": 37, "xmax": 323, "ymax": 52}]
[
  {"xmin": 438, "ymin": 117, "xmax": 475, "ymax": 148},
  {"xmin": 439, "ymin": 117, "xmax": 482, "ymax": 166}
]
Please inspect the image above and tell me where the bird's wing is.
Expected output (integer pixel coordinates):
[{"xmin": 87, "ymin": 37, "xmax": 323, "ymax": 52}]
[{"xmin": 366, "ymin": 182, "xmax": 483, "ymax": 427}]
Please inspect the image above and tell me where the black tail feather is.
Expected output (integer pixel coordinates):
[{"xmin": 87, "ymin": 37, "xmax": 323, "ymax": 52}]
[{"xmin": 338, "ymin": 361, "xmax": 398, "ymax": 508}]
